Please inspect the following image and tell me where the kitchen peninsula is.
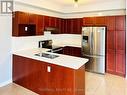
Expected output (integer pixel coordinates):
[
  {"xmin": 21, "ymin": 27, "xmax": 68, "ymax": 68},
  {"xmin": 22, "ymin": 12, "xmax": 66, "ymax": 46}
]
[{"xmin": 13, "ymin": 48, "xmax": 88, "ymax": 95}]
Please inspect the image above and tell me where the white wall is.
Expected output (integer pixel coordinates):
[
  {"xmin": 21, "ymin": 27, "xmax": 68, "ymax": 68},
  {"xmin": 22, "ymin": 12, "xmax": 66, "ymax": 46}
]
[
  {"xmin": 124, "ymin": 12, "xmax": 127, "ymax": 78},
  {"xmin": 0, "ymin": 14, "xmax": 12, "ymax": 87},
  {"xmin": 12, "ymin": 34, "xmax": 82, "ymax": 52}
]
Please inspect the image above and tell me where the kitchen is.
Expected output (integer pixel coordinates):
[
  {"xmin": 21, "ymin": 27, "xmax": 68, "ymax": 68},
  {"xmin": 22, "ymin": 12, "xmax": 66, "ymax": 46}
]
[{"xmin": 0, "ymin": 0, "xmax": 126, "ymax": 95}]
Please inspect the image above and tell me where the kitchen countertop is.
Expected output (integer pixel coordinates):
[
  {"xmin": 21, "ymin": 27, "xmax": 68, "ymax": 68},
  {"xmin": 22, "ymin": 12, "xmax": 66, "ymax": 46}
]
[{"xmin": 13, "ymin": 48, "xmax": 88, "ymax": 70}]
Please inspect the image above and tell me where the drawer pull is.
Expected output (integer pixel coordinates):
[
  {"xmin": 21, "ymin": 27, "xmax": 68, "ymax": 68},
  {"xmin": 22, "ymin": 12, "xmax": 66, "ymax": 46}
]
[{"xmin": 47, "ymin": 66, "xmax": 51, "ymax": 72}]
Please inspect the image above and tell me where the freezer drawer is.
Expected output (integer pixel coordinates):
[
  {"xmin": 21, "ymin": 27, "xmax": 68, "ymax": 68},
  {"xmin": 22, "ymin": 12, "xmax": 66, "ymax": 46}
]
[{"xmin": 83, "ymin": 55, "xmax": 105, "ymax": 74}]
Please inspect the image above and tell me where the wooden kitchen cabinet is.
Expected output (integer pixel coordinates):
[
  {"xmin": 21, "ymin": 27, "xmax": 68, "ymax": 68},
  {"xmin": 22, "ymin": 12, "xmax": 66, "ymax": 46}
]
[
  {"xmin": 12, "ymin": 11, "xmax": 37, "ymax": 36},
  {"xmin": 44, "ymin": 16, "xmax": 50, "ymax": 28},
  {"xmin": 56, "ymin": 18, "xmax": 62, "ymax": 34},
  {"xmin": 14, "ymin": 11, "xmax": 37, "ymax": 24},
  {"xmin": 116, "ymin": 31, "xmax": 126, "ymax": 51},
  {"xmin": 36, "ymin": 15, "xmax": 44, "ymax": 35},
  {"xmin": 106, "ymin": 50, "xmax": 116, "ymax": 74},
  {"xmin": 16, "ymin": 11, "xmax": 29, "ymax": 24},
  {"xmin": 83, "ymin": 17, "xmax": 95, "ymax": 25},
  {"xmin": 107, "ymin": 30, "xmax": 116, "ymax": 50},
  {"xmin": 106, "ymin": 16, "xmax": 126, "ymax": 77},
  {"xmin": 62, "ymin": 18, "xmax": 82, "ymax": 34},
  {"xmin": 115, "ymin": 16, "xmax": 126, "ymax": 31},
  {"xmin": 95, "ymin": 17, "xmax": 105, "ymax": 25},
  {"xmin": 63, "ymin": 46, "xmax": 81, "ymax": 57},
  {"xmin": 105, "ymin": 16, "xmax": 115, "ymax": 30},
  {"xmin": 13, "ymin": 55, "xmax": 85, "ymax": 95},
  {"xmin": 116, "ymin": 51, "xmax": 126, "ymax": 76}
]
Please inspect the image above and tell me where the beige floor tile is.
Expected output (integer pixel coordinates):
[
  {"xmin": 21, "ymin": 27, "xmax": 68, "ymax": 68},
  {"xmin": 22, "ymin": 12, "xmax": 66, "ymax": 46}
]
[
  {"xmin": 0, "ymin": 83, "xmax": 38, "ymax": 95},
  {"xmin": 86, "ymin": 72, "xmax": 127, "ymax": 95}
]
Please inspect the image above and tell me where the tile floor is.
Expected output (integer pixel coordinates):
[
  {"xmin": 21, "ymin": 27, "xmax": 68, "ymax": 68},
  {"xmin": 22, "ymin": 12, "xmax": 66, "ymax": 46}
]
[
  {"xmin": 86, "ymin": 72, "xmax": 127, "ymax": 95},
  {"xmin": 0, "ymin": 83, "xmax": 38, "ymax": 95},
  {"xmin": 0, "ymin": 72, "xmax": 127, "ymax": 95}
]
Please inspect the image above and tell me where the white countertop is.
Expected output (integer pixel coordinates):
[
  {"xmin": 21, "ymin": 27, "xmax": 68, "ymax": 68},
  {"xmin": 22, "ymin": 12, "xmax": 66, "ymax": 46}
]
[{"xmin": 13, "ymin": 48, "xmax": 88, "ymax": 70}]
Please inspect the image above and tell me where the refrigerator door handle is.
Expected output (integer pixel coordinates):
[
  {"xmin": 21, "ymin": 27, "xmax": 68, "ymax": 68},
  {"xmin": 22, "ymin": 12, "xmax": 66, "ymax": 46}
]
[
  {"xmin": 89, "ymin": 31, "xmax": 92, "ymax": 54},
  {"xmin": 91, "ymin": 30, "xmax": 94, "ymax": 54}
]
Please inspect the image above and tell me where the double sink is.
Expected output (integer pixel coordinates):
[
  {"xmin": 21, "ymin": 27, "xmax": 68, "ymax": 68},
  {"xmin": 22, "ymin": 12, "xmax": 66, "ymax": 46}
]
[
  {"xmin": 35, "ymin": 53, "xmax": 59, "ymax": 59},
  {"xmin": 35, "ymin": 47, "xmax": 63, "ymax": 59}
]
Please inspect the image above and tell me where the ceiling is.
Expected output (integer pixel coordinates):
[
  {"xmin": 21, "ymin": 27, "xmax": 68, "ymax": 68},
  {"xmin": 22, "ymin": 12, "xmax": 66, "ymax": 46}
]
[{"xmin": 51, "ymin": 0, "xmax": 113, "ymax": 6}]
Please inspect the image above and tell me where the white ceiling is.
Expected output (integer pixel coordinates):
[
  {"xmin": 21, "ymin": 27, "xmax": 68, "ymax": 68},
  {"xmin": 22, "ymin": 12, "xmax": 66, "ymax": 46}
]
[
  {"xmin": 15, "ymin": 0, "xmax": 126, "ymax": 14},
  {"xmin": 51, "ymin": 0, "xmax": 114, "ymax": 6}
]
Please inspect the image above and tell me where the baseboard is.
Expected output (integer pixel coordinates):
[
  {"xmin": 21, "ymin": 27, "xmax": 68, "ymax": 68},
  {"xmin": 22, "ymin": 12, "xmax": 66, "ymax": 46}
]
[{"xmin": 0, "ymin": 79, "xmax": 12, "ymax": 87}]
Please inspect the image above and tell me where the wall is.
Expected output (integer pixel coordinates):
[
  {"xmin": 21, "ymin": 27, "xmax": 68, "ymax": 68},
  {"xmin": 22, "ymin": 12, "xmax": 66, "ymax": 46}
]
[
  {"xmin": 126, "ymin": 0, "xmax": 127, "ymax": 79},
  {"xmin": 12, "ymin": 34, "xmax": 82, "ymax": 52},
  {"xmin": 0, "ymin": 14, "xmax": 12, "ymax": 87}
]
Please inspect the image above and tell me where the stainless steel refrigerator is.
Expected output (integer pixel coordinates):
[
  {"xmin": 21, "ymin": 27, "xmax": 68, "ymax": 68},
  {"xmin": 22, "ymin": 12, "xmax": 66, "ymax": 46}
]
[{"xmin": 82, "ymin": 27, "xmax": 106, "ymax": 74}]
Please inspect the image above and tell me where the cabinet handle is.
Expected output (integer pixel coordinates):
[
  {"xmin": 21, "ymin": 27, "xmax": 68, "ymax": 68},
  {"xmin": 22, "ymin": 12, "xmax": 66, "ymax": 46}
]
[{"xmin": 47, "ymin": 66, "xmax": 51, "ymax": 72}]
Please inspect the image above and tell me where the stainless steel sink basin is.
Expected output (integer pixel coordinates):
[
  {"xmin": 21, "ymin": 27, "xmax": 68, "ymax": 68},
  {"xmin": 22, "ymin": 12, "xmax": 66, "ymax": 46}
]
[{"xmin": 35, "ymin": 53, "xmax": 59, "ymax": 59}]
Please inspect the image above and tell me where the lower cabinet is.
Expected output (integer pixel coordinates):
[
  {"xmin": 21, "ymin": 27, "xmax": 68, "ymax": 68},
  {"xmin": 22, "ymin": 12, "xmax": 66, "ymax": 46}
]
[
  {"xmin": 13, "ymin": 55, "xmax": 85, "ymax": 95},
  {"xmin": 106, "ymin": 50, "xmax": 116, "ymax": 74},
  {"xmin": 106, "ymin": 50, "xmax": 126, "ymax": 77},
  {"xmin": 63, "ymin": 46, "xmax": 81, "ymax": 57},
  {"xmin": 116, "ymin": 51, "xmax": 126, "ymax": 76}
]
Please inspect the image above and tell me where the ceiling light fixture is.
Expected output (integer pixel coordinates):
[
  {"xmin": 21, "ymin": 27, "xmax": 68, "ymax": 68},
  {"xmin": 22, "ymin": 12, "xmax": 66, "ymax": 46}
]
[{"xmin": 74, "ymin": 0, "xmax": 78, "ymax": 7}]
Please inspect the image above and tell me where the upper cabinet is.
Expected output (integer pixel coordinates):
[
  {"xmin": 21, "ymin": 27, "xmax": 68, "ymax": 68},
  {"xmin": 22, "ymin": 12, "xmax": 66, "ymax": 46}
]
[
  {"xmin": 83, "ymin": 16, "xmax": 105, "ymax": 26},
  {"xmin": 83, "ymin": 17, "xmax": 95, "ymax": 25},
  {"xmin": 105, "ymin": 16, "xmax": 115, "ymax": 31},
  {"xmin": 115, "ymin": 16, "xmax": 126, "ymax": 31},
  {"xmin": 63, "ymin": 18, "xmax": 83, "ymax": 34},
  {"xmin": 12, "ymin": 11, "xmax": 62, "ymax": 36},
  {"xmin": 13, "ymin": 11, "xmax": 38, "ymax": 36}
]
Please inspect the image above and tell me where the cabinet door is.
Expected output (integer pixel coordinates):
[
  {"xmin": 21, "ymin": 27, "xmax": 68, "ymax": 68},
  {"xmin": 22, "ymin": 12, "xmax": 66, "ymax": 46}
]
[
  {"xmin": 61, "ymin": 19, "xmax": 65, "ymax": 34},
  {"xmin": 105, "ymin": 16, "xmax": 115, "ymax": 31},
  {"xmin": 115, "ymin": 16, "xmax": 126, "ymax": 31},
  {"xmin": 71, "ymin": 47, "xmax": 81, "ymax": 57},
  {"xmin": 77, "ymin": 18, "xmax": 83, "ymax": 34},
  {"xmin": 56, "ymin": 18, "xmax": 61, "ymax": 34},
  {"xmin": 67, "ymin": 19, "xmax": 72, "ymax": 34},
  {"xmin": 49, "ymin": 17, "xmax": 57, "ymax": 27},
  {"xmin": 116, "ymin": 30, "xmax": 125, "ymax": 51},
  {"xmin": 36, "ymin": 15, "xmax": 44, "ymax": 35},
  {"xmin": 44, "ymin": 16, "xmax": 50, "ymax": 28},
  {"xmin": 116, "ymin": 51, "xmax": 126, "ymax": 77},
  {"xmin": 83, "ymin": 17, "xmax": 95, "ymax": 25},
  {"xmin": 17, "ymin": 12, "xmax": 29, "ymax": 24},
  {"xmin": 115, "ymin": 30, "xmax": 126, "ymax": 77},
  {"xmin": 106, "ymin": 50, "xmax": 116, "ymax": 73},
  {"xmin": 107, "ymin": 30, "xmax": 116, "ymax": 50},
  {"xmin": 47, "ymin": 64, "xmax": 62, "ymax": 95},
  {"xmin": 13, "ymin": 55, "xmax": 48, "ymax": 94},
  {"xmin": 63, "ymin": 47, "xmax": 71, "ymax": 55},
  {"xmin": 64, "ymin": 20, "xmax": 68, "ymax": 33},
  {"xmin": 29, "ymin": 13, "xmax": 37, "ymax": 24},
  {"xmin": 72, "ymin": 19, "xmax": 79, "ymax": 34},
  {"xmin": 95, "ymin": 17, "xmax": 105, "ymax": 25}
]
